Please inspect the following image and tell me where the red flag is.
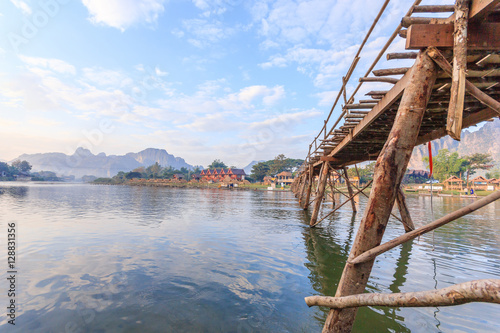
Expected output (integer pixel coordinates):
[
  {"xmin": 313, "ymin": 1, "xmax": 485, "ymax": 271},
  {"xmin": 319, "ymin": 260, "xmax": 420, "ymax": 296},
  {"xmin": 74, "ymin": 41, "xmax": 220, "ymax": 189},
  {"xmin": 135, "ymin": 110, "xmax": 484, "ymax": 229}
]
[{"xmin": 427, "ymin": 142, "xmax": 433, "ymax": 178}]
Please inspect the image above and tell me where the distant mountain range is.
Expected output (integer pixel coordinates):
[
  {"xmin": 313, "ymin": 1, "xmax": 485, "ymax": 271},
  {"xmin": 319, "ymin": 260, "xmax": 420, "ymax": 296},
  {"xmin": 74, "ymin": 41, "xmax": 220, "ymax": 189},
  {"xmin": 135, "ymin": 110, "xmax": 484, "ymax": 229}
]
[
  {"xmin": 243, "ymin": 160, "xmax": 265, "ymax": 175},
  {"xmin": 408, "ymin": 118, "xmax": 500, "ymax": 170},
  {"xmin": 11, "ymin": 148, "xmax": 199, "ymax": 179}
]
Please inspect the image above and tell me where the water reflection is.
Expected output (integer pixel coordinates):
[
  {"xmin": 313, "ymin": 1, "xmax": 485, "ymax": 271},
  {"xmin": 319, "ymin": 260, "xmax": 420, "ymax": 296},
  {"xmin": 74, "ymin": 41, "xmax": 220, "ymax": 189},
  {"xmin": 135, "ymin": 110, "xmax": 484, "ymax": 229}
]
[
  {"xmin": 0, "ymin": 183, "xmax": 498, "ymax": 332},
  {"xmin": 0, "ymin": 185, "xmax": 28, "ymax": 198}
]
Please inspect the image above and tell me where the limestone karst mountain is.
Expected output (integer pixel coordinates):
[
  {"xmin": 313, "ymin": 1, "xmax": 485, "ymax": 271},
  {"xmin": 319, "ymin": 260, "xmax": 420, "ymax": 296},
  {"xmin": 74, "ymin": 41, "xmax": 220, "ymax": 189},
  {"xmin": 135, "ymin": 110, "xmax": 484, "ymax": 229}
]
[
  {"xmin": 408, "ymin": 119, "xmax": 500, "ymax": 170},
  {"xmin": 11, "ymin": 148, "xmax": 197, "ymax": 179}
]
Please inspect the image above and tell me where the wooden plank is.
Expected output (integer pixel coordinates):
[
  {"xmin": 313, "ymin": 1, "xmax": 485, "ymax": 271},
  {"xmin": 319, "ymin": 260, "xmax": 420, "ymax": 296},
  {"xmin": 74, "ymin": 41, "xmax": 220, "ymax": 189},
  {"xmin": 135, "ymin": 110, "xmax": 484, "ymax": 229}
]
[
  {"xmin": 446, "ymin": 0, "xmax": 469, "ymax": 141},
  {"xmin": 328, "ymin": 66, "xmax": 412, "ymax": 158},
  {"xmin": 469, "ymin": 0, "xmax": 500, "ymax": 21},
  {"xmin": 427, "ymin": 47, "xmax": 500, "ymax": 115},
  {"xmin": 320, "ymin": 156, "xmax": 342, "ymax": 162},
  {"xmin": 406, "ymin": 23, "xmax": 500, "ymax": 50}
]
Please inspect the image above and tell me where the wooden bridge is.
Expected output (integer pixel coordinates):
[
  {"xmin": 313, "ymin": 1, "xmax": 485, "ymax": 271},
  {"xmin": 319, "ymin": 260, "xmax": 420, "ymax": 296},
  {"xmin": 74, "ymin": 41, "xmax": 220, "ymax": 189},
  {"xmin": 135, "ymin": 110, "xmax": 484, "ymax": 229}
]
[{"xmin": 290, "ymin": 1, "xmax": 500, "ymax": 332}]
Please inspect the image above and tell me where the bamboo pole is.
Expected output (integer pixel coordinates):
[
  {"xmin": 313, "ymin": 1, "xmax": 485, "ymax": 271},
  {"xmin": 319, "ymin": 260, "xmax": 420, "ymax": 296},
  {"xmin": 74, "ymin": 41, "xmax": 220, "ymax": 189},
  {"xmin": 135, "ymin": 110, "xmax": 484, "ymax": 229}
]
[
  {"xmin": 310, "ymin": 162, "xmax": 330, "ymax": 226},
  {"xmin": 446, "ymin": 0, "xmax": 469, "ymax": 140},
  {"xmin": 306, "ymin": 279, "xmax": 500, "ymax": 309},
  {"xmin": 322, "ymin": 50, "xmax": 437, "ymax": 333},
  {"xmin": 343, "ymin": 167, "xmax": 357, "ymax": 213},
  {"xmin": 427, "ymin": 47, "xmax": 500, "ymax": 115},
  {"xmin": 395, "ymin": 187, "xmax": 415, "ymax": 232},
  {"xmin": 349, "ymin": 190, "xmax": 500, "ymax": 265}
]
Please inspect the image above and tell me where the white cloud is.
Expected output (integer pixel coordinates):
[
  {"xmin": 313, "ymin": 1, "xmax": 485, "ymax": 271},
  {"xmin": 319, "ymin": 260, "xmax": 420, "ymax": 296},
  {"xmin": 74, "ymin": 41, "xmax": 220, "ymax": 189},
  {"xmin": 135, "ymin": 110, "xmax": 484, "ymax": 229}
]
[
  {"xmin": 19, "ymin": 55, "xmax": 76, "ymax": 75},
  {"xmin": 82, "ymin": 67, "xmax": 132, "ymax": 87},
  {"xmin": 180, "ymin": 113, "xmax": 241, "ymax": 132},
  {"xmin": 249, "ymin": 109, "xmax": 321, "ymax": 131},
  {"xmin": 28, "ymin": 117, "xmax": 62, "ymax": 127},
  {"xmin": 182, "ymin": 18, "xmax": 235, "ymax": 48},
  {"xmin": 315, "ymin": 90, "xmax": 338, "ymax": 107},
  {"xmin": 191, "ymin": 0, "xmax": 229, "ymax": 17},
  {"xmin": 10, "ymin": 0, "xmax": 31, "ymax": 15},
  {"xmin": 81, "ymin": 0, "xmax": 165, "ymax": 31},
  {"xmin": 154, "ymin": 67, "xmax": 168, "ymax": 77},
  {"xmin": 236, "ymin": 85, "xmax": 285, "ymax": 106}
]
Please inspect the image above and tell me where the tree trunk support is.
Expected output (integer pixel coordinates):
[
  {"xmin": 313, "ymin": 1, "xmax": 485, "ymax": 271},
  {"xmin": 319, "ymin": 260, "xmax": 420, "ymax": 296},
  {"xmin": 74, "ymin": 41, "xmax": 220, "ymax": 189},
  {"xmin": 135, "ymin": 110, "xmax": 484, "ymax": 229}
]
[
  {"xmin": 310, "ymin": 162, "xmax": 330, "ymax": 226},
  {"xmin": 322, "ymin": 50, "xmax": 437, "ymax": 332}
]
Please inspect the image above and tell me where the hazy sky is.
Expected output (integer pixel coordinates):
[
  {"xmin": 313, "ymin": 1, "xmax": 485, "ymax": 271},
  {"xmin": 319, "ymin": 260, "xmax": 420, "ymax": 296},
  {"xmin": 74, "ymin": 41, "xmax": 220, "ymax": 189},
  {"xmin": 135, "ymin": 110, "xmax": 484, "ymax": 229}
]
[{"xmin": 0, "ymin": 0, "xmax": 448, "ymax": 167}]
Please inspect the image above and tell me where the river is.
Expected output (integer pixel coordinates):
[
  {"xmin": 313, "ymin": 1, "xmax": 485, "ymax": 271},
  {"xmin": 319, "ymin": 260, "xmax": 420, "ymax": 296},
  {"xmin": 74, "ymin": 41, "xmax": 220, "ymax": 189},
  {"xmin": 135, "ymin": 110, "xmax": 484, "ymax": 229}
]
[{"xmin": 0, "ymin": 182, "xmax": 498, "ymax": 332}]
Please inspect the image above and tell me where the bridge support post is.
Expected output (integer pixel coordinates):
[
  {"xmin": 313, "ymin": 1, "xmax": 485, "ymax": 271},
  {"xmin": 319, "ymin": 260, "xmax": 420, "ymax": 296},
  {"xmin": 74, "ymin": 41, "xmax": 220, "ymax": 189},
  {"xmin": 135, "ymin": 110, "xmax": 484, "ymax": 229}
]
[
  {"xmin": 343, "ymin": 167, "xmax": 357, "ymax": 213},
  {"xmin": 298, "ymin": 173, "xmax": 307, "ymax": 208},
  {"xmin": 329, "ymin": 174, "xmax": 336, "ymax": 209},
  {"xmin": 310, "ymin": 162, "xmax": 330, "ymax": 226},
  {"xmin": 322, "ymin": 50, "xmax": 437, "ymax": 332},
  {"xmin": 396, "ymin": 187, "xmax": 415, "ymax": 232},
  {"xmin": 303, "ymin": 165, "xmax": 313, "ymax": 210}
]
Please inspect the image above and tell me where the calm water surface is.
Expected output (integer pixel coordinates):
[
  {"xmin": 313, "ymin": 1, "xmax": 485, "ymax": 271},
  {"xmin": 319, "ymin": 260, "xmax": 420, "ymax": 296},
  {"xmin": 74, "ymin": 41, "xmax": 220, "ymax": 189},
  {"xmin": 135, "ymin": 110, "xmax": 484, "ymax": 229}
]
[{"xmin": 0, "ymin": 182, "xmax": 498, "ymax": 332}]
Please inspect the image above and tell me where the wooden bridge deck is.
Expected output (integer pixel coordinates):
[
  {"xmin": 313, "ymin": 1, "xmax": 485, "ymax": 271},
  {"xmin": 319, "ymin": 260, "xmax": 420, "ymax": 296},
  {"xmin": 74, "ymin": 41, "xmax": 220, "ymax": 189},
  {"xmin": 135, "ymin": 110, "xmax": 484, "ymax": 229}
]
[{"xmin": 305, "ymin": 1, "xmax": 500, "ymax": 173}]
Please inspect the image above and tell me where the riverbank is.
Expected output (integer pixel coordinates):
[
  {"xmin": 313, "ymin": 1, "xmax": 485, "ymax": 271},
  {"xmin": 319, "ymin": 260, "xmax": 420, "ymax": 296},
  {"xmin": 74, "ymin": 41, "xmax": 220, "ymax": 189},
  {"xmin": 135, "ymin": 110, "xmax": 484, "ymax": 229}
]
[{"xmin": 92, "ymin": 178, "xmax": 292, "ymax": 191}]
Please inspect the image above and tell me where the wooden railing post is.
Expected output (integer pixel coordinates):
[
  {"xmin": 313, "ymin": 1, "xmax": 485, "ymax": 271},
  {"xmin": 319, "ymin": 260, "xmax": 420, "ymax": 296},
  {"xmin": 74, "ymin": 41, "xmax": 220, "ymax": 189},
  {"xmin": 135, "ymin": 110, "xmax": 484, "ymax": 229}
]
[{"xmin": 322, "ymin": 50, "xmax": 437, "ymax": 332}]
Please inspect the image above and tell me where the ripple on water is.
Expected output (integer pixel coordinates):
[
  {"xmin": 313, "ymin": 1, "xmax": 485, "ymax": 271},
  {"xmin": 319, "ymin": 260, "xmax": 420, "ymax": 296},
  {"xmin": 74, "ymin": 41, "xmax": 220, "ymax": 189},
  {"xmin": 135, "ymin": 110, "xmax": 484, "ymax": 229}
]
[{"xmin": 0, "ymin": 183, "xmax": 498, "ymax": 332}]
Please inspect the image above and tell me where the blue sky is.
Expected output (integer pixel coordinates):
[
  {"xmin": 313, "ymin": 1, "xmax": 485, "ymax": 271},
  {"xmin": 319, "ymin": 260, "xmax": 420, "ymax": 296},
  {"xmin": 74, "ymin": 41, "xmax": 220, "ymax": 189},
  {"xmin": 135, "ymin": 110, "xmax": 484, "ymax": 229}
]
[{"xmin": 0, "ymin": 0, "xmax": 448, "ymax": 167}]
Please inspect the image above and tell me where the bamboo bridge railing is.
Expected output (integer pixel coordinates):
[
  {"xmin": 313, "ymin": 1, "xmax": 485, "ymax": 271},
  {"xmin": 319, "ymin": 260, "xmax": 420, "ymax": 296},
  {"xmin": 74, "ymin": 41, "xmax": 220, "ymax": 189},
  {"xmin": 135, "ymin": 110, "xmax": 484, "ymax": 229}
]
[{"xmin": 290, "ymin": 1, "xmax": 500, "ymax": 331}]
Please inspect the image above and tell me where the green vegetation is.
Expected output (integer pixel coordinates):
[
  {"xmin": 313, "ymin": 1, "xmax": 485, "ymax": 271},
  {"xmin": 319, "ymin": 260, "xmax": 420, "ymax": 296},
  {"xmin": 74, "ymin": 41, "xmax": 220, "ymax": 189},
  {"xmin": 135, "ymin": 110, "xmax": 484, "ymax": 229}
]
[
  {"xmin": 92, "ymin": 163, "xmax": 201, "ymax": 184},
  {"xmin": 422, "ymin": 150, "xmax": 494, "ymax": 183},
  {"xmin": 463, "ymin": 153, "xmax": 494, "ymax": 186},
  {"xmin": 207, "ymin": 159, "xmax": 227, "ymax": 169},
  {"xmin": 486, "ymin": 167, "xmax": 500, "ymax": 179},
  {"xmin": 0, "ymin": 160, "xmax": 38, "ymax": 181},
  {"xmin": 250, "ymin": 154, "xmax": 304, "ymax": 181},
  {"xmin": 422, "ymin": 149, "xmax": 468, "ymax": 182},
  {"xmin": 346, "ymin": 162, "xmax": 375, "ymax": 183}
]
